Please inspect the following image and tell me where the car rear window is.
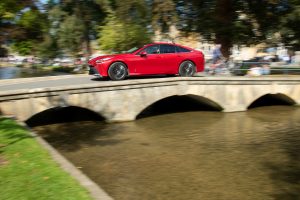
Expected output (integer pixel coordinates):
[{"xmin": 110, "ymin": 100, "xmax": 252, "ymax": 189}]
[{"xmin": 176, "ymin": 46, "xmax": 191, "ymax": 53}]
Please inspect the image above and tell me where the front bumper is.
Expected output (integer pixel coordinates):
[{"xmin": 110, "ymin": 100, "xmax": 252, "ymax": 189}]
[{"xmin": 89, "ymin": 66, "xmax": 102, "ymax": 77}]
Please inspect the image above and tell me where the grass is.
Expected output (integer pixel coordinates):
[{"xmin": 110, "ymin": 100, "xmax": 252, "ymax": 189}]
[{"xmin": 0, "ymin": 118, "xmax": 93, "ymax": 200}]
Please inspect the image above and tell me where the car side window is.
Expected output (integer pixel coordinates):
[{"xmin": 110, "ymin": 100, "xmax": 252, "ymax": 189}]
[
  {"xmin": 143, "ymin": 45, "xmax": 160, "ymax": 54},
  {"xmin": 176, "ymin": 46, "xmax": 191, "ymax": 53},
  {"xmin": 160, "ymin": 44, "xmax": 176, "ymax": 54}
]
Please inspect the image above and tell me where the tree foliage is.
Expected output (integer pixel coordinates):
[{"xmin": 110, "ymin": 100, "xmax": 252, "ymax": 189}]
[
  {"xmin": 57, "ymin": 0, "xmax": 108, "ymax": 57},
  {"xmin": 98, "ymin": 0, "xmax": 152, "ymax": 53},
  {"xmin": 1, "ymin": 0, "xmax": 300, "ymax": 58},
  {"xmin": 11, "ymin": 41, "xmax": 33, "ymax": 56},
  {"xmin": 0, "ymin": 0, "xmax": 33, "ymax": 41},
  {"xmin": 0, "ymin": 0, "xmax": 47, "ymax": 55},
  {"xmin": 36, "ymin": 35, "xmax": 60, "ymax": 59},
  {"xmin": 152, "ymin": 0, "xmax": 177, "ymax": 34},
  {"xmin": 57, "ymin": 15, "xmax": 84, "ymax": 56},
  {"xmin": 177, "ymin": 0, "xmax": 292, "ymax": 56},
  {"xmin": 280, "ymin": 1, "xmax": 300, "ymax": 50},
  {"xmin": 98, "ymin": 15, "xmax": 151, "ymax": 52}
]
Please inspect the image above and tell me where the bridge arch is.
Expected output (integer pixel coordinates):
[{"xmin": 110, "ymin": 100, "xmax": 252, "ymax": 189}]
[
  {"xmin": 25, "ymin": 106, "xmax": 106, "ymax": 127},
  {"xmin": 136, "ymin": 94, "xmax": 223, "ymax": 119},
  {"xmin": 247, "ymin": 93, "xmax": 296, "ymax": 109}
]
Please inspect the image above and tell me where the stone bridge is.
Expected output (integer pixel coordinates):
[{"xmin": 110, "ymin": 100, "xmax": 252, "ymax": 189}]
[{"xmin": 0, "ymin": 76, "xmax": 300, "ymax": 123}]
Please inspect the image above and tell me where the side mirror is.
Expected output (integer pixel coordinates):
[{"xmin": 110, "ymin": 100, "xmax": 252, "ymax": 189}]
[{"xmin": 140, "ymin": 51, "xmax": 147, "ymax": 57}]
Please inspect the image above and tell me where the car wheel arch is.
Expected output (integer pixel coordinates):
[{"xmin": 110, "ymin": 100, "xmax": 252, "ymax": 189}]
[
  {"xmin": 108, "ymin": 61, "xmax": 129, "ymax": 75},
  {"xmin": 178, "ymin": 59, "xmax": 196, "ymax": 70},
  {"xmin": 178, "ymin": 60, "xmax": 197, "ymax": 77}
]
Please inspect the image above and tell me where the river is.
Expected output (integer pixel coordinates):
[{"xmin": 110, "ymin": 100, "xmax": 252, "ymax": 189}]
[
  {"xmin": 34, "ymin": 106, "xmax": 300, "ymax": 200},
  {"xmin": 0, "ymin": 66, "xmax": 68, "ymax": 79}
]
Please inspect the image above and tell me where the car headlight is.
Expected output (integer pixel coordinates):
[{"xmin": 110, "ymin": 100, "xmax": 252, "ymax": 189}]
[{"xmin": 96, "ymin": 57, "xmax": 113, "ymax": 63}]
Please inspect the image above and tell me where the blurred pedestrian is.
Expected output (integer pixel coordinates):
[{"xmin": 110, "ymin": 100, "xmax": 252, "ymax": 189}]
[
  {"xmin": 212, "ymin": 44, "xmax": 224, "ymax": 64},
  {"xmin": 209, "ymin": 44, "xmax": 226, "ymax": 75}
]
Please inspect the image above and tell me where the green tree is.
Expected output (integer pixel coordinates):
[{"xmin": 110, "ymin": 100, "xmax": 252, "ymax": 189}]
[
  {"xmin": 0, "ymin": 0, "xmax": 38, "ymax": 54},
  {"xmin": 280, "ymin": 1, "xmax": 300, "ymax": 51},
  {"xmin": 11, "ymin": 41, "xmax": 33, "ymax": 56},
  {"xmin": 59, "ymin": 0, "xmax": 108, "ymax": 58},
  {"xmin": 36, "ymin": 35, "xmax": 60, "ymax": 59},
  {"xmin": 32, "ymin": 0, "xmax": 109, "ymax": 61},
  {"xmin": 113, "ymin": 0, "xmax": 149, "ymax": 26},
  {"xmin": 0, "ymin": 0, "xmax": 33, "ymax": 41},
  {"xmin": 12, "ymin": 7, "xmax": 48, "ymax": 55},
  {"xmin": 98, "ymin": 15, "xmax": 151, "ymax": 53},
  {"xmin": 35, "ymin": 4, "xmax": 66, "ymax": 59},
  {"xmin": 98, "ymin": 0, "xmax": 152, "ymax": 53},
  {"xmin": 178, "ymin": 0, "xmax": 290, "ymax": 57},
  {"xmin": 57, "ymin": 15, "xmax": 84, "ymax": 56},
  {"xmin": 151, "ymin": 0, "xmax": 177, "ymax": 36}
]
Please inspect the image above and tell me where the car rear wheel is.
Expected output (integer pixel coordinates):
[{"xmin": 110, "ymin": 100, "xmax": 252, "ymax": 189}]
[
  {"xmin": 108, "ymin": 62, "xmax": 127, "ymax": 80},
  {"xmin": 179, "ymin": 61, "xmax": 196, "ymax": 77}
]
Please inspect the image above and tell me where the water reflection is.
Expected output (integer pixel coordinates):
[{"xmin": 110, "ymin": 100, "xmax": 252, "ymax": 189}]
[
  {"xmin": 0, "ymin": 66, "xmax": 68, "ymax": 79},
  {"xmin": 34, "ymin": 106, "xmax": 300, "ymax": 200},
  {"xmin": 0, "ymin": 67, "xmax": 20, "ymax": 79}
]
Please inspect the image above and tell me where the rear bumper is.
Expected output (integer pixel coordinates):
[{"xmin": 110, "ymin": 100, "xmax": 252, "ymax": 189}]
[{"xmin": 196, "ymin": 57, "xmax": 205, "ymax": 72}]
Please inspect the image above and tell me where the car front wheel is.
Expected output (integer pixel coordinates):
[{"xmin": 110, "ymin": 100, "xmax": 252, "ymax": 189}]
[
  {"xmin": 108, "ymin": 62, "xmax": 127, "ymax": 80},
  {"xmin": 178, "ymin": 61, "xmax": 196, "ymax": 77}
]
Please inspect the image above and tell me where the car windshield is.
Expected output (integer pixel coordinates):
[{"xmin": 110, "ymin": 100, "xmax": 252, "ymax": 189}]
[{"xmin": 126, "ymin": 46, "xmax": 141, "ymax": 53}]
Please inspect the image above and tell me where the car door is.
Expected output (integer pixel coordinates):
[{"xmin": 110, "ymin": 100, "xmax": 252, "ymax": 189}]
[
  {"xmin": 159, "ymin": 44, "xmax": 181, "ymax": 74},
  {"xmin": 131, "ymin": 45, "xmax": 163, "ymax": 75}
]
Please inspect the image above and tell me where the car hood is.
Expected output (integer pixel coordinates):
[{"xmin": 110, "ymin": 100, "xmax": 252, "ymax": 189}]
[{"xmin": 88, "ymin": 53, "xmax": 130, "ymax": 66}]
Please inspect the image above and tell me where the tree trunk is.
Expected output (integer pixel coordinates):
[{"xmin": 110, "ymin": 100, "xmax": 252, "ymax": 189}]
[
  {"xmin": 83, "ymin": 25, "xmax": 91, "ymax": 67},
  {"xmin": 74, "ymin": 0, "xmax": 91, "ymax": 68},
  {"xmin": 215, "ymin": 34, "xmax": 232, "ymax": 58},
  {"xmin": 214, "ymin": 0, "xmax": 233, "ymax": 58}
]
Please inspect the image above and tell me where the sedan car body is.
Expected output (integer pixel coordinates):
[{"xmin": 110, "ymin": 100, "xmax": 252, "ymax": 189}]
[{"xmin": 88, "ymin": 42, "xmax": 205, "ymax": 80}]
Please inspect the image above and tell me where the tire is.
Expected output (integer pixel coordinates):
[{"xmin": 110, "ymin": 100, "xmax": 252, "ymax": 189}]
[
  {"xmin": 108, "ymin": 62, "xmax": 128, "ymax": 80},
  {"xmin": 178, "ymin": 61, "xmax": 196, "ymax": 77}
]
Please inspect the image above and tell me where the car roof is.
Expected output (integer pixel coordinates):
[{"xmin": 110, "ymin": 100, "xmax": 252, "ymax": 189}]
[
  {"xmin": 147, "ymin": 42, "xmax": 193, "ymax": 49},
  {"xmin": 150, "ymin": 42, "xmax": 177, "ymax": 45},
  {"xmin": 129, "ymin": 42, "xmax": 194, "ymax": 54}
]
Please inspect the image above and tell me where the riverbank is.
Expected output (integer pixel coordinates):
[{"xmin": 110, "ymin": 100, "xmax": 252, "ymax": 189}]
[{"xmin": 0, "ymin": 118, "xmax": 93, "ymax": 200}]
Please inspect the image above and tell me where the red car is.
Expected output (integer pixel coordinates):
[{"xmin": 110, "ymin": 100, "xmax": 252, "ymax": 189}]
[{"xmin": 88, "ymin": 42, "xmax": 205, "ymax": 80}]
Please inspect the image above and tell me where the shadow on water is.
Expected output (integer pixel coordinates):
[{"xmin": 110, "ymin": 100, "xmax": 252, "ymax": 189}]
[
  {"xmin": 266, "ymin": 128, "xmax": 300, "ymax": 199},
  {"xmin": 248, "ymin": 94, "xmax": 296, "ymax": 109},
  {"xmin": 27, "ymin": 106, "xmax": 127, "ymax": 152},
  {"xmin": 247, "ymin": 107, "xmax": 300, "ymax": 199},
  {"xmin": 34, "ymin": 121, "xmax": 131, "ymax": 152},
  {"xmin": 136, "ymin": 95, "xmax": 222, "ymax": 119},
  {"xmin": 26, "ymin": 106, "xmax": 105, "ymax": 127}
]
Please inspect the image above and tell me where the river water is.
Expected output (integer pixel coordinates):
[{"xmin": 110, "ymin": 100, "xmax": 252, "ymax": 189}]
[
  {"xmin": 34, "ymin": 106, "xmax": 300, "ymax": 200},
  {"xmin": 0, "ymin": 66, "xmax": 68, "ymax": 79}
]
